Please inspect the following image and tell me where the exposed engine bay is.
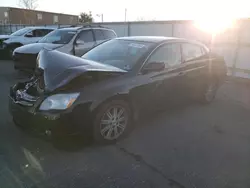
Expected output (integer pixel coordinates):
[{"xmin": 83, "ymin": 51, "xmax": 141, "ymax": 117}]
[{"xmin": 10, "ymin": 76, "xmax": 42, "ymax": 106}]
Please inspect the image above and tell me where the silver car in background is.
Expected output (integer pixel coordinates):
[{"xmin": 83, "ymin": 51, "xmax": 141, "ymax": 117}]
[{"xmin": 13, "ymin": 25, "xmax": 117, "ymax": 71}]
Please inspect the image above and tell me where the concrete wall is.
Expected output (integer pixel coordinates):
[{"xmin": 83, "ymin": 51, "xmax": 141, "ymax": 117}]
[{"xmin": 1, "ymin": 19, "xmax": 250, "ymax": 78}]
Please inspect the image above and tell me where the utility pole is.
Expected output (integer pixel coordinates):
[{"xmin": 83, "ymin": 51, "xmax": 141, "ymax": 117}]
[
  {"xmin": 96, "ymin": 14, "xmax": 103, "ymax": 22},
  {"xmin": 125, "ymin": 8, "xmax": 127, "ymax": 22}
]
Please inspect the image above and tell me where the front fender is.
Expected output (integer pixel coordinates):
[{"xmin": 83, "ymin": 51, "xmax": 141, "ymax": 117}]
[
  {"xmin": 4, "ymin": 41, "xmax": 23, "ymax": 48},
  {"xmin": 88, "ymin": 91, "xmax": 139, "ymax": 121},
  {"xmin": 89, "ymin": 91, "xmax": 130, "ymax": 111},
  {"xmin": 4, "ymin": 37, "xmax": 22, "ymax": 45}
]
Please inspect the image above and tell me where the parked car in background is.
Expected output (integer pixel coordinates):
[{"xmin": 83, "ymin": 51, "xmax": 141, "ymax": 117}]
[
  {"xmin": 0, "ymin": 27, "xmax": 54, "ymax": 58},
  {"xmin": 9, "ymin": 36, "xmax": 226, "ymax": 144},
  {"xmin": 12, "ymin": 25, "xmax": 117, "ymax": 71}
]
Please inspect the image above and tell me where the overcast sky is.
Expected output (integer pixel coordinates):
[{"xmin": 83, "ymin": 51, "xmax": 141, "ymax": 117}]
[{"xmin": 1, "ymin": 0, "xmax": 250, "ymax": 22}]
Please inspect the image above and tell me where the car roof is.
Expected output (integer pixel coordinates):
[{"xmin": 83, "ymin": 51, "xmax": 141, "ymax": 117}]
[
  {"xmin": 116, "ymin": 36, "xmax": 204, "ymax": 44},
  {"xmin": 58, "ymin": 26, "xmax": 114, "ymax": 32},
  {"xmin": 116, "ymin": 36, "xmax": 179, "ymax": 43},
  {"xmin": 25, "ymin": 26, "xmax": 55, "ymax": 30},
  {"xmin": 57, "ymin": 27, "xmax": 81, "ymax": 31}
]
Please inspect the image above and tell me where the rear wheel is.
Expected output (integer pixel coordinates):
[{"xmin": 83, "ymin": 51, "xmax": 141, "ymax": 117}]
[
  {"xmin": 200, "ymin": 78, "xmax": 218, "ymax": 104},
  {"xmin": 93, "ymin": 100, "xmax": 132, "ymax": 144}
]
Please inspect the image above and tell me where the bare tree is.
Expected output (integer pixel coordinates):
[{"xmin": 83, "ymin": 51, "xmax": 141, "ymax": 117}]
[
  {"xmin": 79, "ymin": 12, "xmax": 93, "ymax": 23},
  {"xmin": 19, "ymin": 0, "xmax": 38, "ymax": 9}
]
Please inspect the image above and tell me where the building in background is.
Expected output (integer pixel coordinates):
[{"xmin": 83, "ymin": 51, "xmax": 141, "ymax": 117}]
[{"xmin": 0, "ymin": 7, "xmax": 79, "ymax": 25}]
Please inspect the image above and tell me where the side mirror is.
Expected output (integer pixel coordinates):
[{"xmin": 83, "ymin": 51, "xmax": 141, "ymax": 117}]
[
  {"xmin": 142, "ymin": 62, "xmax": 165, "ymax": 74},
  {"xmin": 76, "ymin": 40, "xmax": 85, "ymax": 45},
  {"xmin": 25, "ymin": 33, "xmax": 33, "ymax": 37}
]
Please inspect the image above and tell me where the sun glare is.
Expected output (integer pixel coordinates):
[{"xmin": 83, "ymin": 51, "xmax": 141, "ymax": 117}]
[
  {"xmin": 194, "ymin": 17, "xmax": 236, "ymax": 34},
  {"xmin": 193, "ymin": 3, "xmax": 237, "ymax": 35}
]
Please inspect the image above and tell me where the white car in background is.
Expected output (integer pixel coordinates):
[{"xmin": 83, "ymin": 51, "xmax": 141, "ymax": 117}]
[{"xmin": 0, "ymin": 27, "xmax": 54, "ymax": 58}]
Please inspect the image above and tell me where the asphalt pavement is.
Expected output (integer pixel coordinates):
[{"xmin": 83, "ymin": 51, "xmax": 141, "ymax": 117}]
[{"xmin": 0, "ymin": 60, "xmax": 250, "ymax": 188}]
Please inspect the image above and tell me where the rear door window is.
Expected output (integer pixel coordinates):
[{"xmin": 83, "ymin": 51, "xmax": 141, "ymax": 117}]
[
  {"xmin": 42, "ymin": 29, "xmax": 53, "ymax": 36},
  {"xmin": 182, "ymin": 43, "xmax": 204, "ymax": 62},
  {"xmin": 32, "ymin": 29, "xmax": 53, "ymax": 37},
  {"xmin": 102, "ymin": 30, "xmax": 116, "ymax": 39},
  {"xmin": 77, "ymin": 30, "xmax": 94, "ymax": 43},
  {"xmin": 147, "ymin": 43, "xmax": 182, "ymax": 68}
]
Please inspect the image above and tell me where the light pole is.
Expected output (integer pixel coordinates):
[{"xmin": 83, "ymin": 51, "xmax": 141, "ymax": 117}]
[
  {"xmin": 96, "ymin": 14, "xmax": 103, "ymax": 22},
  {"xmin": 125, "ymin": 8, "xmax": 127, "ymax": 22}
]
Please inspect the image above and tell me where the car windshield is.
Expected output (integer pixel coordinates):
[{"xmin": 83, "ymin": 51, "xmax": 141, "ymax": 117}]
[
  {"xmin": 38, "ymin": 30, "xmax": 76, "ymax": 44},
  {"xmin": 81, "ymin": 39, "xmax": 153, "ymax": 71},
  {"xmin": 10, "ymin": 28, "xmax": 31, "ymax": 36}
]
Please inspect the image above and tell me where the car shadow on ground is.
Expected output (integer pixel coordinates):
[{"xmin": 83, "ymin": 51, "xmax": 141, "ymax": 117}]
[{"xmin": 52, "ymin": 100, "xmax": 198, "ymax": 152}]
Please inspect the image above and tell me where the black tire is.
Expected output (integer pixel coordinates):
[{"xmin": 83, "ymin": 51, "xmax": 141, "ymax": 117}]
[
  {"xmin": 93, "ymin": 100, "xmax": 133, "ymax": 144},
  {"xmin": 199, "ymin": 78, "xmax": 218, "ymax": 104}
]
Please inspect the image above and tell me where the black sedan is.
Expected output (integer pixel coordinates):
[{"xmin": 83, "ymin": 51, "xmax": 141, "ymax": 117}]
[{"xmin": 9, "ymin": 36, "xmax": 227, "ymax": 143}]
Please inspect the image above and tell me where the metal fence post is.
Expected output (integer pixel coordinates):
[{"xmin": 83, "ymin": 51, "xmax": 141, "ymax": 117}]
[
  {"xmin": 231, "ymin": 22, "xmax": 241, "ymax": 77},
  {"xmin": 10, "ymin": 24, "xmax": 12, "ymax": 33},
  {"xmin": 127, "ymin": 22, "xmax": 130, "ymax": 36},
  {"xmin": 172, "ymin": 23, "xmax": 174, "ymax": 37}
]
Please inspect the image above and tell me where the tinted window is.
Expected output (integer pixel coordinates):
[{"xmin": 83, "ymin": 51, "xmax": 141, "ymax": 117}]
[
  {"xmin": 82, "ymin": 39, "xmax": 154, "ymax": 71},
  {"xmin": 182, "ymin": 43, "xmax": 203, "ymax": 62},
  {"xmin": 103, "ymin": 30, "xmax": 116, "ymax": 39},
  {"xmin": 147, "ymin": 43, "xmax": 181, "ymax": 68},
  {"xmin": 42, "ymin": 29, "xmax": 53, "ymax": 35},
  {"xmin": 77, "ymin": 30, "xmax": 94, "ymax": 43},
  {"xmin": 33, "ymin": 29, "xmax": 53, "ymax": 37},
  {"xmin": 93, "ymin": 29, "xmax": 105, "ymax": 41}
]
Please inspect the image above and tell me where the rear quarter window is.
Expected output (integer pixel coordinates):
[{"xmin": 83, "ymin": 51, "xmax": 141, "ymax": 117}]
[
  {"xmin": 103, "ymin": 30, "xmax": 116, "ymax": 39},
  {"xmin": 93, "ymin": 29, "xmax": 105, "ymax": 41}
]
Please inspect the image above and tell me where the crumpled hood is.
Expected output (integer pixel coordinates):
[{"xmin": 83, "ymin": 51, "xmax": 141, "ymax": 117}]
[
  {"xmin": 37, "ymin": 49, "xmax": 127, "ymax": 92},
  {"xmin": 15, "ymin": 43, "xmax": 64, "ymax": 54}
]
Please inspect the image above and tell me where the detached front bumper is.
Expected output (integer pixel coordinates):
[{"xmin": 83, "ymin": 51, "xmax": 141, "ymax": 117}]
[{"xmin": 9, "ymin": 94, "xmax": 80, "ymax": 139}]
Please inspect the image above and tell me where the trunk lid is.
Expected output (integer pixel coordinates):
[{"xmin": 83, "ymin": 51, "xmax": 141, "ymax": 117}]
[{"xmin": 36, "ymin": 49, "xmax": 127, "ymax": 92}]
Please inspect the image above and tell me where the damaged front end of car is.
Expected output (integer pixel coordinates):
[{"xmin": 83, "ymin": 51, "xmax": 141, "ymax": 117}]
[{"xmin": 9, "ymin": 49, "xmax": 127, "ymax": 138}]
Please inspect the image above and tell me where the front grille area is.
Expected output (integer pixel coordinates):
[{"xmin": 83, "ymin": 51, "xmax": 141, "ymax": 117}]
[
  {"xmin": 14, "ymin": 52, "xmax": 37, "ymax": 62},
  {"xmin": 13, "ymin": 52, "xmax": 38, "ymax": 69}
]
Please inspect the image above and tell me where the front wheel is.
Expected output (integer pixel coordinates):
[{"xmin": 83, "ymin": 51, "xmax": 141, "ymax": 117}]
[{"xmin": 93, "ymin": 100, "xmax": 132, "ymax": 144}]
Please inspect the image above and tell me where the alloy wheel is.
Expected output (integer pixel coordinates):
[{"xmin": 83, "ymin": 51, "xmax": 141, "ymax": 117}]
[{"xmin": 100, "ymin": 106, "xmax": 128, "ymax": 140}]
